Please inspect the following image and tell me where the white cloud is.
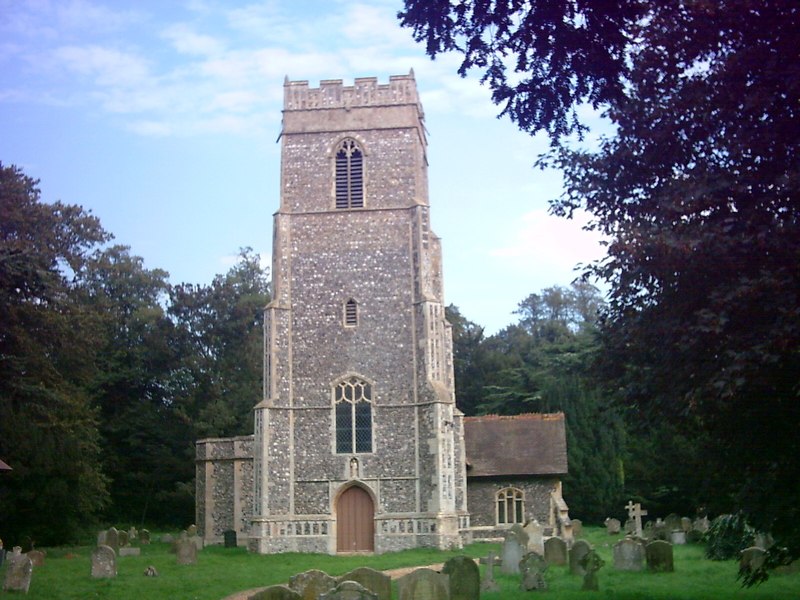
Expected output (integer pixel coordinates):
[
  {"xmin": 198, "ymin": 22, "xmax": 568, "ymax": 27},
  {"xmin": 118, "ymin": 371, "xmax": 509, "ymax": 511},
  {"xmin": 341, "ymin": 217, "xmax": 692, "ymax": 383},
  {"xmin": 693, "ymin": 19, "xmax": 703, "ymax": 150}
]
[
  {"xmin": 53, "ymin": 45, "xmax": 151, "ymax": 88},
  {"xmin": 491, "ymin": 209, "xmax": 607, "ymax": 274},
  {"xmin": 162, "ymin": 23, "xmax": 225, "ymax": 56}
]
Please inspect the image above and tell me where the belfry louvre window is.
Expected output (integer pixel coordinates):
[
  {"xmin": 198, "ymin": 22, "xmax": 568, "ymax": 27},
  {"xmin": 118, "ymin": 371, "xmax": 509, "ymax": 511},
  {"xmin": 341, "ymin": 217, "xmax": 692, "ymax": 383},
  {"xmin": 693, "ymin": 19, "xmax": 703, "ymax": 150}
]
[
  {"xmin": 344, "ymin": 299, "xmax": 358, "ymax": 327},
  {"xmin": 496, "ymin": 487, "xmax": 524, "ymax": 525},
  {"xmin": 335, "ymin": 377, "xmax": 372, "ymax": 453},
  {"xmin": 335, "ymin": 138, "xmax": 364, "ymax": 209}
]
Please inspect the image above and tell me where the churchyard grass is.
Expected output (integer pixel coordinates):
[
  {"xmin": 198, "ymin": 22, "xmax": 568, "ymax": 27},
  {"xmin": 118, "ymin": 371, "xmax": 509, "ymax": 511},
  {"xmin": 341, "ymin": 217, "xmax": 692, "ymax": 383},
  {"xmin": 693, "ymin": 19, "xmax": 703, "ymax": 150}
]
[{"xmin": 2, "ymin": 527, "xmax": 799, "ymax": 599}]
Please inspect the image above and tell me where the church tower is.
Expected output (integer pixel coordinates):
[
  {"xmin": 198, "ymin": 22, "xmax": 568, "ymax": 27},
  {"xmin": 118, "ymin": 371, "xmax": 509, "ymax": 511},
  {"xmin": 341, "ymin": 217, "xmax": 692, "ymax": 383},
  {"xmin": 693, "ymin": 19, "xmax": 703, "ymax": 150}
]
[{"xmin": 250, "ymin": 73, "xmax": 468, "ymax": 554}]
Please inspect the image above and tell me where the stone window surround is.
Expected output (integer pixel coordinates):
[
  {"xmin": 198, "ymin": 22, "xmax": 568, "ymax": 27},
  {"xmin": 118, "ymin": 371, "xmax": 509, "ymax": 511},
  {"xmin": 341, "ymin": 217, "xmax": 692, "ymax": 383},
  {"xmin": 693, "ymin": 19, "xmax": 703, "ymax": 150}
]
[
  {"xmin": 496, "ymin": 486, "xmax": 525, "ymax": 525},
  {"xmin": 332, "ymin": 374, "xmax": 375, "ymax": 455},
  {"xmin": 334, "ymin": 137, "xmax": 365, "ymax": 209}
]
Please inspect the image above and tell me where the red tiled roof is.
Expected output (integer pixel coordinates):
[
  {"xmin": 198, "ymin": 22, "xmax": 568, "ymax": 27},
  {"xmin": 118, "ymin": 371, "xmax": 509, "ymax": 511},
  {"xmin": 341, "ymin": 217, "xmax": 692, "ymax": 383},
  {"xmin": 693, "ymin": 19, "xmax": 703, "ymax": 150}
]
[{"xmin": 463, "ymin": 412, "xmax": 568, "ymax": 477}]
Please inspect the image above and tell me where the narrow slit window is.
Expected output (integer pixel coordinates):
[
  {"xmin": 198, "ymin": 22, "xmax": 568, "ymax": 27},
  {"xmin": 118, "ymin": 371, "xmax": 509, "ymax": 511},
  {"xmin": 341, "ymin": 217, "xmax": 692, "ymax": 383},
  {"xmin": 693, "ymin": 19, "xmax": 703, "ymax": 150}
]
[
  {"xmin": 345, "ymin": 299, "xmax": 358, "ymax": 327},
  {"xmin": 335, "ymin": 139, "xmax": 364, "ymax": 209}
]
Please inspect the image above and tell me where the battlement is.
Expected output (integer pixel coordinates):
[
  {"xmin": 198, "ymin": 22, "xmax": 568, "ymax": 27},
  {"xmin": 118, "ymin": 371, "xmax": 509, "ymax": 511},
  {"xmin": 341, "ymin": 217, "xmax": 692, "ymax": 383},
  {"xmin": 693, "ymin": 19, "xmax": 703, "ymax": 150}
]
[{"xmin": 284, "ymin": 72, "xmax": 422, "ymax": 113}]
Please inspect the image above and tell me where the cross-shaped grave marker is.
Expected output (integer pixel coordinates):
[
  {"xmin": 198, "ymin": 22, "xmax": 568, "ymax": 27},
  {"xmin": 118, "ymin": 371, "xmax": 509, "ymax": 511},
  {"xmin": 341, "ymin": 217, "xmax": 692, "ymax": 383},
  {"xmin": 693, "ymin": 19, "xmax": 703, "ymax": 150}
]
[{"xmin": 625, "ymin": 501, "xmax": 648, "ymax": 537}]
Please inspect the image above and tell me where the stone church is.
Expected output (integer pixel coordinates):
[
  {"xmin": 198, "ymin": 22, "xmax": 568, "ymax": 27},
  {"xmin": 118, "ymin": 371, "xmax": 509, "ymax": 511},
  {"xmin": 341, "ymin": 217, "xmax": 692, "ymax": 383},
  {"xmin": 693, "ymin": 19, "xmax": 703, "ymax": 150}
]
[{"xmin": 196, "ymin": 73, "xmax": 570, "ymax": 554}]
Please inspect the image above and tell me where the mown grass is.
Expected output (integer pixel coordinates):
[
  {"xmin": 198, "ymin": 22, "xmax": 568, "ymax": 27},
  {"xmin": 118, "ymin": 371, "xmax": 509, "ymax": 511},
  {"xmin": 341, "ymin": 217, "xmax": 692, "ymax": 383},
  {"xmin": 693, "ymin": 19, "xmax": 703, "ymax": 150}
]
[{"xmin": 2, "ymin": 527, "xmax": 799, "ymax": 599}]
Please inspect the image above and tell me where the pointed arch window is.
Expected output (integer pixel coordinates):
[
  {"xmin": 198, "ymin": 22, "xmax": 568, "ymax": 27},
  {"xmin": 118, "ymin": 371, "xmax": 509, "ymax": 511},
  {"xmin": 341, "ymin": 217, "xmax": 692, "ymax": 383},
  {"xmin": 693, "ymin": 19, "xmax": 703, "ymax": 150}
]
[
  {"xmin": 344, "ymin": 298, "xmax": 358, "ymax": 327},
  {"xmin": 496, "ymin": 487, "xmax": 525, "ymax": 525},
  {"xmin": 335, "ymin": 377, "xmax": 372, "ymax": 453},
  {"xmin": 335, "ymin": 138, "xmax": 364, "ymax": 209}
]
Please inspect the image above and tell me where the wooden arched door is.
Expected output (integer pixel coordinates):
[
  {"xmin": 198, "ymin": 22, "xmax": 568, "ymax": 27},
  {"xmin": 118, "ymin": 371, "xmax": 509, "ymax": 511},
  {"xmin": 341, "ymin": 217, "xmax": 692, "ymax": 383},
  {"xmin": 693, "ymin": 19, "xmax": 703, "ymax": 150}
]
[{"xmin": 337, "ymin": 485, "xmax": 374, "ymax": 552}]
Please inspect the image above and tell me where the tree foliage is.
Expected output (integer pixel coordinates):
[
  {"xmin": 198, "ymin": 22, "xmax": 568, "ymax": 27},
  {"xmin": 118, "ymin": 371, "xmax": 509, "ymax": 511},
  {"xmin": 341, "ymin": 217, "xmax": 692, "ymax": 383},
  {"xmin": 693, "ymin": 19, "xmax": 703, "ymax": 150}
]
[
  {"xmin": 0, "ymin": 163, "xmax": 270, "ymax": 543},
  {"xmin": 401, "ymin": 0, "xmax": 800, "ymax": 580}
]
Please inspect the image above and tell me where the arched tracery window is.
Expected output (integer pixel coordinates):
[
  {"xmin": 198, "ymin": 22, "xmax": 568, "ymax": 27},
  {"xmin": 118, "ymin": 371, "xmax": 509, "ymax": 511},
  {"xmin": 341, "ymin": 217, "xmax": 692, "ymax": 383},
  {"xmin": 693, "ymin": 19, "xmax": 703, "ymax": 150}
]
[
  {"xmin": 496, "ymin": 487, "xmax": 525, "ymax": 525},
  {"xmin": 335, "ymin": 138, "xmax": 364, "ymax": 209},
  {"xmin": 335, "ymin": 376, "xmax": 372, "ymax": 453}
]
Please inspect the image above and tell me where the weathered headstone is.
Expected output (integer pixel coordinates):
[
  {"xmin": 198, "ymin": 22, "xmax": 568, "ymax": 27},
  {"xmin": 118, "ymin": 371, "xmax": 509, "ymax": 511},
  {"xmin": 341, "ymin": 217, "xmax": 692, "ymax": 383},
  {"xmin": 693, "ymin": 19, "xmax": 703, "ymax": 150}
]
[
  {"xmin": 569, "ymin": 539, "xmax": 592, "ymax": 576},
  {"xmin": 571, "ymin": 518, "xmax": 583, "ymax": 537},
  {"xmin": 605, "ymin": 517, "xmax": 621, "ymax": 535},
  {"xmin": 664, "ymin": 514, "xmax": 682, "ymax": 532},
  {"xmin": 140, "ymin": 529, "xmax": 151, "ymax": 545},
  {"xmin": 248, "ymin": 585, "xmax": 302, "ymax": 600},
  {"xmin": 289, "ymin": 569, "xmax": 337, "ymax": 600},
  {"xmin": 480, "ymin": 552, "xmax": 500, "ymax": 593},
  {"xmin": 186, "ymin": 524, "xmax": 204, "ymax": 550},
  {"xmin": 186, "ymin": 524, "xmax": 198, "ymax": 536},
  {"xmin": 580, "ymin": 550, "xmax": 605, "ymax": 591},
  {"xmin": 118, "ymin": 530, "xmax": 129, "ymax": 548},
  {"xmin": 646, "ymin": 540, "xmax": 674, "ymax": 572},
  {"xmin": 624, "ymin": 501, "xmax": 648, "ymax": 538},
  {"xmin": 442, "ymin": 555, "xmax": 480, "ymax": 600},
  {"xmin": 161, "ymin": 533, "xmax": 174, "ymax": 544},
  {"xmin": 97, "ymin": 530, "xmax": 107, "ymax": 547},
  {"xmin": 523, "ymin": 519, "xmax": 545, "ymax": 555},
  {"xmin": 27, "ymin": 549, "xmax": 45, "ymax": 566},
  {"xmin": 3, "ymin": 547, "xmax": 33, "ymax": 593},
  {"xmin": 320, "ymin": 581, "xmax": 378, "ymax": 600},
  {"xmin": 120, "ymin": 547, "xmax": 141, "ymax": 556},
  {"xmin": 680, "ymin": 517, "xmax": 692, "ymax": 533},
  {"xmin": 692, "ymin": 516, "xmax": 710, "ymax": 534},
  {"xmin": 128, "ymin": 526, "xmax": 138, "ymax": 541},
  {"xmin": 613, "ymin": 538, "xmax": 645, "ymax": 571},
  {"xmin": 91, "ymin": 545, "xmax": 117, "ymax": 578},
  {"xmin": 740, "ymin": 547, "xmax": 766, "ymax": 573},
  {"xmin": 670, "ymin": 530, "xmax": 687, "ymax": 545},
  {"xmin": 501, "ymin": 531, "xmax": 525, "ymax": 574},
  {"xmin": 336, "ymin": 567, "xmax": 391, "ymax": 600},
  {"xmin": 176, "ymin": 534, "xmax": 198, "ymax": 565},
  {"xmin": 396, "ymin": 568, "xmax": 449, "ymax": 600},
  {"xmin": 519, "ymin": 552, "xmax": 548, "ymax": 591},
  {"xmin": 509, "ymin": 523, "xmax": 530, "ymax": 547},
  {"xmin": 544, "ymin": 536, "xmax": 568, "ymax": 566},
  {"xmin": 105, "ymin": 527, "xmax": 120, "ymax": 554}
]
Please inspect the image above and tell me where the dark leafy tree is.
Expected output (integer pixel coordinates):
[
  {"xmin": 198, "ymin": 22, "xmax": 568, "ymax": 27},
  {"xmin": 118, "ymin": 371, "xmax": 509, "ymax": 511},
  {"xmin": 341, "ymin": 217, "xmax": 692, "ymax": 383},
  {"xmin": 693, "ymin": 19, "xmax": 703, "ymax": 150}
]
[
  {"xmin": 400, "ymin": 0, "xmax": 800, "ymax": 580},
  {"xmin": 0, "ymin": 163, "xmax": 110, "ymax": 544}
]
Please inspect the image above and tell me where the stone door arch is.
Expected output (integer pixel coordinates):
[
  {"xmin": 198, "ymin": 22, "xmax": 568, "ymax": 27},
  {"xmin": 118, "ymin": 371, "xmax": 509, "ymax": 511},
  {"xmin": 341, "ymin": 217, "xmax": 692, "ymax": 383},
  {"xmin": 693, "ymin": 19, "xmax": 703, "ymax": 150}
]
[{"xmin": 336, "ymin": 485, "xmax": 374, "ymax": 552}]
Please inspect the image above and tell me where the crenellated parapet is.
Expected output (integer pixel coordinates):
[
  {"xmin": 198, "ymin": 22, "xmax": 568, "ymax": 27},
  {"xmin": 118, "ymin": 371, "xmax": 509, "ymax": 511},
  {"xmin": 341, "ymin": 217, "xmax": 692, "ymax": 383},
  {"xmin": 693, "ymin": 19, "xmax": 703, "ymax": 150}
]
[{"xmin": 284, "ymin": 72, "xmax": 422, "ymax": 114}]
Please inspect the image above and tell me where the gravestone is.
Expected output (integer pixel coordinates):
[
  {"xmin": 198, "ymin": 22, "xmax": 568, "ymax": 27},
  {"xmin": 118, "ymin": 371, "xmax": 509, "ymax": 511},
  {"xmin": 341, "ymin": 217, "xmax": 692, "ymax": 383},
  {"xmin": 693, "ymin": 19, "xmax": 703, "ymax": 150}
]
[
  {"xmin": 91, "ymin": 545, "xmax": 117, "ymax": 578},
  {"xmin": 337, "ymin": 567, "xmax": 391, "ymax": 600},
  {"xmin": 442, "ymin": 555, "xmax": 480, "ymax": 600},
  {"xmin": 580, "ymin": 550, "xmax": 605, "ymax": 591},
  {"xmin": 187, "ymin": 524, "xmax": 198, "ymax": 536},
  {"xmin": 3, "ymin": 547, "xmax": 33, "ymax": 593},
  {"xmin": 97, "ymin": 530, "xmax": 107, "ymax": 547},
  {"xmin": 140, "ymin": 529, "xmax": 151, "ymax": 545},
  {"xmin": 186, "ymin": 524, "xmax": 204, "ymax": 550},
  {"xmin": 27, "ymin": 549, "xmax": 45, "ymax": 566},
  {"xmin": 624, "ymin": 501, "xmax": 648, "ymax": 538},
  {"xmin": 120, "ymin": 547, "xmax": 141, "ymax": 556},
  {"xmin": 544, "ymin": 536, "xmax": 568, "ymax": 566},
  {"xmin": 289, "ymin": 569, "xmax": 337, "ymax": 600},
  {"xmin": 569, "ymin": 539, "xmax": 592, "ymax": 576},
  {"xmin": 605, "ymin": 517, "xmax": 621, "ymax": 535},
  {"xmin": 105, "ymin": 527, "xmax": 120, "ymax": 554},
  {"xmin": 176, "ymin": 534, "xmax": 198, "ymax": 565},
  {"xmin": 664, "ymin": 514, "xmax": 681, "ymax": 532},
  {"xmin": 118, "ymin": 530, "xmax": 129, "ymax": 548},
  {"xmin": 519, "ymin": 552, "xmax": 548, "ymax": 591},
  {"xmin": 396, "ymin": 568, "xmax": 449, "ymax": 600},
  {"xmin": 161, "ymin": 533, "xmax": 174, "ymax": 544},
  {"xmin": 670, "ymin": 530, "xmax": 687, "ymax": 545},
  {"xmin": 320, "ymin": 581, "xmax": 378, "ymax": 600},
  {"xmin": 480, "ymin": 552, "xmax": 500, "ymax": 593},
  {"xmin": 128, "ymin": 526, "xmax": 138, "ymax": 541},
  {"xmin": 692, "ymin": 516, "xmax": 710, "ymax": 534},
  {"xmin": 509, "ymin": 523, "xmax": 530, "ymax": 547},
  {"xmin": 523, "ymin": 519, "xmax": 545, "ymax": 554},
  {"xmin": 501, "ymin": 531, "xmax": 525, "ymax": 574},
  {"xmin": 681, "ymin": 517, "xmax": 692, "ymax": 533},
  {"xmin": 613, "ymin": 538, "xmax": 645, "ymax": 571},
  {"xmin": 646, "ymin": 540, "xmax": 674, "ymax": 572},
  {"xmin": 740, "ymin": 547, "xmax": 766, "ymax": 573},
  {"xmin": 249, "ymin": 585, "xmax": 302, "ymax": 600},
  {"xmin": 571, "ymin": 519, "xmax": 583, "ymax": 537}
]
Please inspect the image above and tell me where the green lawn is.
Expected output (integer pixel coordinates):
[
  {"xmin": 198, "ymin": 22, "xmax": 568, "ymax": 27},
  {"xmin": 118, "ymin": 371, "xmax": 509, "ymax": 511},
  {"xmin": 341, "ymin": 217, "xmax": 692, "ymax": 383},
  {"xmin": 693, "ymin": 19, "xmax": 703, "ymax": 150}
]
[{"xmin": 2, "ymin": 527, "xmax": 799, "ymax": 599}]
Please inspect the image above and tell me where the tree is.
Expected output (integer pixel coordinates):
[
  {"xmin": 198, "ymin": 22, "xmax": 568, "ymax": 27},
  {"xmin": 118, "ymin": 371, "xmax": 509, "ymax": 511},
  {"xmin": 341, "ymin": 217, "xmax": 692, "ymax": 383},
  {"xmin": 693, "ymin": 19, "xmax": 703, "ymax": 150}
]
[
  {"xmin": 169, "ymin": 249, "xmax": 270, "ymax": 438},
  {"xmin": 400, "ymin": 0, "xmax": 800, "ymax": 580},
  {"xmin": 0, "ymin": 163, "xmax": 111, "ymax": 544}
]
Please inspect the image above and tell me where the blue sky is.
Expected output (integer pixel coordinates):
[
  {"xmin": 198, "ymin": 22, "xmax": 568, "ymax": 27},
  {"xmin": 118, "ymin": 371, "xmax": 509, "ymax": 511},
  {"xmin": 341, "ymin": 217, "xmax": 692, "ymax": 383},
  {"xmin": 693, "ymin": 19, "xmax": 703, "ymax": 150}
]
[{"xmin": 1, "ymin": 0, "xmax": 606, "ymax": 334}]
